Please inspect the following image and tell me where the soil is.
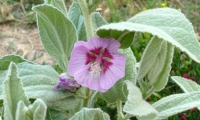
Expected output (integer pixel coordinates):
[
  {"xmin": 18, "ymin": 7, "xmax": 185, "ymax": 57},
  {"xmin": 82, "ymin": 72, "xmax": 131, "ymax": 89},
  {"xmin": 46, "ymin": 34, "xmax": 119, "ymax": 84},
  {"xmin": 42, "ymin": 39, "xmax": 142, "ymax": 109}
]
[{"xmin": 0, "ymin": 23, "xmax": 55, "ymax": 65}]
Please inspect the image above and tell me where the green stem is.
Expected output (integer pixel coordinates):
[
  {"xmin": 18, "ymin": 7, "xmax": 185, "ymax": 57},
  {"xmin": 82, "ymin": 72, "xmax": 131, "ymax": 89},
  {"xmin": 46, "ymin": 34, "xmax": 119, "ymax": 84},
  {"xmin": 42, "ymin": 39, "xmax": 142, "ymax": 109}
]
[
  {"xmin": 138, "ymin": 79, "xmax": 146, "ymax": 95},
  {"xmin": 145, "ymin": 86, "xmax": 155, "ymax": 99},
  {"xmin": 88, "ymin": 91, "xmax": 100, "ymax": 108},
  {"xmin": 78, "ymin": 0, "xmax": 94, "ymax": 39},
  {"xmin": 138, "ymin": 79, "xmax": 150, "ymax": 99},
  {"xmin": 117, "ymin": 100, "xmax": 124, "ymax": 120},
  {"xmin": 123, "ymin": 114, "xmax": 132, "ymax": 120},
  {"xmin": 83, "ymin": 89, "xmax": 93, "ymax": 107}
]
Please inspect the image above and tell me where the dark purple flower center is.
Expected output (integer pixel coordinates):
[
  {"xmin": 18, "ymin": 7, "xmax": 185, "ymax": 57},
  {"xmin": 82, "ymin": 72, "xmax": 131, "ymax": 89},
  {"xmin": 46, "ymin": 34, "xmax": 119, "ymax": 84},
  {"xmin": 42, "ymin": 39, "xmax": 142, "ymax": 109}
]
[{"xmin": 85, "ymin": 47, "xmax": 113, "ymax": 76}]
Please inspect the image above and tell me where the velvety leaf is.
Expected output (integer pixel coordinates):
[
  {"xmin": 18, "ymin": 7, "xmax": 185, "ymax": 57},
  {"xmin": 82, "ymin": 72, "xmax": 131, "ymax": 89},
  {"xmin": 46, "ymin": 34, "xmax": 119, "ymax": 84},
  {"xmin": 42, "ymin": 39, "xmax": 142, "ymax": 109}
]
[
  {"xmin": 68, "ymin": 2, "xmax": 87, "ymax": 41},
  {"xmin": 123, "ymin": 81, "xmax": 158, "ymax": 120},
  {"xmin": 91, "ymin": 12, "xmax": 107, "ymax": 33},
  {"xmin": 0, "ymin": 62, "xmax": 78, "ymax": 111},
  {"xmin": 152, "ymin": 42, "xmax": 174, "ymax": 91},
  {"xmin": 147, "ymin": 41, "xmax": 167, "ymax": 85},
  {"xmin": 171, "ymin": 76, "xmax": 200, "ymax": 92},
  {"xmin": 101, "ymin": 48, "xmax": 137, "ymax": 103},
  {"xmin": 33, "ymin": 4, "xmax": 77, "ymax": 70},
  {"xmin": 15, "ymin": 101, "xmax": 27, "ymax": 120},
  {"xmin": 171, "ymin": 76, "xmax": 200, "ymax": 111},
  {"xmin": 27, "ymin": 99, "xmax": 47, "ymax": 120},
  {"xmin": 137, "ymin": 36, "xmax": 163, "ymax": 81},
  {"xmin": 152, "ymin": 91, "xmax": 200, "ymax": 120},
  {"xmin": 97, "ymin": 8, "xmax": 200, "ymax": 63},
  {"xmin": 46, "ymin": 108, "xmax": 68, "ymax": 120},
  {"xmin": 76, "ymin": 86, "xmax": 90, "ymax": 98},
  {"xmin": 0, "ymin": 54, "xmax": 32, "ymax": 71},
  {"xmin": 3, "ymin": 63, "xmax": 30, "ymax": 120},
  {"xmin": 44, "ymin": 0, "xmax": 67, "ymax": 15},
  {"xmin": 69, "ymin": 108, "xmax": 110, "ymax": 120},
  {"xmin": 16, "ymin": 99, "xmax": 47, "ymax": 120}
]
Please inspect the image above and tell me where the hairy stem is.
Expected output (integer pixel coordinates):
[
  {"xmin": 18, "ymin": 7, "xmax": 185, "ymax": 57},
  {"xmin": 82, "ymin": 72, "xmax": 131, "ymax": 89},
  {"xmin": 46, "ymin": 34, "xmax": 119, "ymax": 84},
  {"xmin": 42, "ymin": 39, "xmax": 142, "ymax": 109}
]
[
  {"xmin": 83, "ymin": 89, "xmax": 93, "ymax": 107},
  {"xmin": 88, "ymin": 91, "xmax": 100, "ymax": 108},
  {"xmin": 146, "ymin": 86, "xmax": 155, "ymax": 99},
  {"xmin": 123, "ymin": 114, "xmax": 132, "ymax": 120},
  {"xmin": 78, "ymin": 0, "xmax": 94, "ymax": 39},
  {"xmin": 117, "ymin": 100, "xmax": 124, "ymax": 120}
]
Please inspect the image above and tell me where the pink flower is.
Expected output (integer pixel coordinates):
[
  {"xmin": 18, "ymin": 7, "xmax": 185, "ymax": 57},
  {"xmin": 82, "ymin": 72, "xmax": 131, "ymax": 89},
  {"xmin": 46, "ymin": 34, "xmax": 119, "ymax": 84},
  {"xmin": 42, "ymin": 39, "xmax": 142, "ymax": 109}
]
[{"xmin": 68, "ymin": 37, "xmax": 126, "ymax": 92}]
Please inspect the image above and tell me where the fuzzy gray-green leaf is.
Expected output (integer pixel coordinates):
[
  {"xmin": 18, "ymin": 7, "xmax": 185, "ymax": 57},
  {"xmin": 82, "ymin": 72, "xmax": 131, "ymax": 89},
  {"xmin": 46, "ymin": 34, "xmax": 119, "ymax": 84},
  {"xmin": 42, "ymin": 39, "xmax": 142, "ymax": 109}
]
[
  {"xmin": 137, "ymin": 36, "xmax": 163, "ymax": 81},
  {"xmin": 44, "ymin": 0, "xmax": 67, "ymax": 15},
  {"xmin": 152, "ymin": 91, "xmax": 200, "ymax": 120},
  {"xmin": 16, "ymin": 101, "xmax": 27, "ymax": 120},
  {"xmin": 91, "ymin": 12, "xmax": 107, "ymax": 33},
  {"xmin": 0, "ymin": 54, "xmax": 32, "ymax": 71},
  {"xmin": 16, "ymin": 99, "xmax": 47, "ymax": 120},
  {"xmin": 0, "ymin": 62, "xmax": 78, "ymax": 111},
  {"xmin": 171, "ymin": 76, "xmax": 200, "ymax": 93},
  {"xmin": 33, "ymin": 4, "xmax": 77, "ymax": 70},
  {"xmin": 97, "ymin": 8, "xmax": 200, "ymax": 63},
  {"xmin": 123, "ymin": 81, "xmax": 158, "ymax": 120},
  {"xmin": 27, "ymin": 99, "xmax": 47, "ymax": 120},
  {"xmin": 171, "ymin": 76, "xmax": 200, "ymax": 111},
  {"xmin": 147, "ymin": 41, "xmax": 167, "ymax": 85},
  {"xmin": 3, "ymin": 63, "xmax": 30, "ymax": 120},
  {"xmin": 69, "ymin": 108, "xmax": 110, "ymax": 120},
  {"xmin": 68, "ymin": 2, "xmax": 87, "ymax": 41},
  {"xmin": 152, "ymin": 42, "xmax": 174, "ymax": 91}
]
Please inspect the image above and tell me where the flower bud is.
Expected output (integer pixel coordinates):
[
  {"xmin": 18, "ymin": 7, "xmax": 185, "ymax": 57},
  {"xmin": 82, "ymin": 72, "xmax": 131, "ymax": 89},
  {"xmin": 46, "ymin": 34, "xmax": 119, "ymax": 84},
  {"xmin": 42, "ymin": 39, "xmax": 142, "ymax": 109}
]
[{"xmin": 54, "ymin": 74, "xmax": 80, "ymax": 92}]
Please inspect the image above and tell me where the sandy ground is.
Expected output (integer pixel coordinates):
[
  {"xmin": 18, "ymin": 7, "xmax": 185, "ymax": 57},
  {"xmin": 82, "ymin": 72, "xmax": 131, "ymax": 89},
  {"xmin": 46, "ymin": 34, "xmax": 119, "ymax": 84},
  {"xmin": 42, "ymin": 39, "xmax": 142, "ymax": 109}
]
[{"xmin": 0, "ymin": 23, "xmax": 55, "ymax": 65}]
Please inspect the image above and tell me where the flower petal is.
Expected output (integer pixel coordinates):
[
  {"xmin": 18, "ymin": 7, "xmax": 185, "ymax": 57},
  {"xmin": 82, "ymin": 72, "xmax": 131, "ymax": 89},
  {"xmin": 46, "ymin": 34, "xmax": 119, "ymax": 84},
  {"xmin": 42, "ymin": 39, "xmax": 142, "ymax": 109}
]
[
  {"xmin": 107, "ymin": 38, "xmax": 121, "ymax": 53},
  {"xmin": 74, "ymin": 66, "xmax": 107, "ymax": 92},
  {"xmin": 100, "ymin": 53, "xmax": 126, "ymax": 89},
  {"xmin": 86, "ymin": 37, "xmax": 108, "ymax": 50},
  {"xmin": 68, "ymin": 44, "xmax": 88, "ymax": 76},
  {"xmin": 74, "ymin": 41, "xmax": 86, "ymax": 47}
]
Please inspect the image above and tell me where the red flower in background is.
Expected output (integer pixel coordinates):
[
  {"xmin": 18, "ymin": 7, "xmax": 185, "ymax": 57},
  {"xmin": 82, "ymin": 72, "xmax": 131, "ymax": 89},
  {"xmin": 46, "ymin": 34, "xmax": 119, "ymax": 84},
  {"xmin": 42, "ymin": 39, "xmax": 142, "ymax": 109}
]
[{"xmin": 182, "ymin": 74, "xmax": 197, "ymax": 82}]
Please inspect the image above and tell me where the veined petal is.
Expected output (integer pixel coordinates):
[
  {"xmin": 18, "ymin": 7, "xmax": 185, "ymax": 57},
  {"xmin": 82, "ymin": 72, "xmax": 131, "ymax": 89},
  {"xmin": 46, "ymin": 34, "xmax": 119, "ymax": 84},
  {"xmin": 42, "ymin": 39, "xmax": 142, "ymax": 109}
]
[
  {"xmin": 74, "ymin": 41, "xmax": 86, "ymax": 47},
  {"xmin": 68, "ymin": 45, "xmax": 88, "ymax": 76},
  {"xmin": 74, "ymin": 66, "xmax": 106, "ymax": 92},
  {"xmin": 100, "ymin": 53, "xmax": 126, "ymax": 89},
  {"xmin": 73, "ymin": 65, "xmax": 89, "ymax": 84},
  {"xmin": 107, "ymin": 38, "xmax": 121, "ymax": 53},
  {"xmin": 86, "ymin": 37, "xmax": 108, "ymax": 50},
  {"xmin": 85, "ymin": 75, "xmax": 107, "ymax": 92}
]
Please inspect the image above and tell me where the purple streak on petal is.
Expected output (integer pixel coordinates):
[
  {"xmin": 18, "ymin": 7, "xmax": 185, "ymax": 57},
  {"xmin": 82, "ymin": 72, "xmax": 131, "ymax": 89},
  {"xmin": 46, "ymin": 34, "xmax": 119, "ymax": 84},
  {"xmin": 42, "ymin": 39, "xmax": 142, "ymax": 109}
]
[
  {"xmin": 100, "ymin": 53, "xmax": 126, "ymax": 89},
  {"xmin": 86, "ymin": 53, "xmax": 96, "ymax": 64},
  {"xmin": 89, "ymin": 47, "xmax": 102, "ymax": 55},
  {"xmin": 102, "ymin": 48, "xmax": 113, "ymax": 59},
  {"xmin": 102, "ymin": 59, "xmax": 112, "ymax": 72}
]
